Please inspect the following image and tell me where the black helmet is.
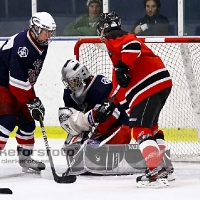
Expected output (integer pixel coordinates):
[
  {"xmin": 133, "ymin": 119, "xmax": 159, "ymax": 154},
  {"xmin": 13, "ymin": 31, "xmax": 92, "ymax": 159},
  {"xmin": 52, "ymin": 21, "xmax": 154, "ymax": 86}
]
[{"xmin": 96, "ymin": 11, "xmax": 121, "ymax": 37}]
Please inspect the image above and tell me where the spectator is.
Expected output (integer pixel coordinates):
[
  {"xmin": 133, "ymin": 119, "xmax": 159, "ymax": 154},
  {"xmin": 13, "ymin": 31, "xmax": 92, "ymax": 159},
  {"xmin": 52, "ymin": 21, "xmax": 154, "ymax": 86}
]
[
  {"xmin": 63, "ymin": 0, "xmax": 102, "ymax": 36},
  {"xmin": 132, "ymin": 0, "xmax": 169, "ymax": 36}
]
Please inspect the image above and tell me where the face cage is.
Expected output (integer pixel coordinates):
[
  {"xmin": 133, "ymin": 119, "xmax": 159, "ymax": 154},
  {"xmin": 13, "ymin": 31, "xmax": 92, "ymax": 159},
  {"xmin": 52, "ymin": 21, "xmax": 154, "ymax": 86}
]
[
  {"xmin": 62, "ymin": 77, "xmax": 81, "ymax": 92},
  {"xmin": 32, "ymin": 26, "xmax": 56, "ymax": 46},
  {"xmin": 97, "ymin": 25, "xmax": 105, "ymax": 40}
]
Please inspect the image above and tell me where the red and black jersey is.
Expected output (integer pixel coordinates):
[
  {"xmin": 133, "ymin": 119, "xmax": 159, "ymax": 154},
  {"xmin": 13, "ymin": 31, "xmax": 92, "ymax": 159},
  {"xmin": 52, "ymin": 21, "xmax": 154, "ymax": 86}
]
[{"xmin": 104, "ymin": 30, "xmax": 173, "ymax": 115}]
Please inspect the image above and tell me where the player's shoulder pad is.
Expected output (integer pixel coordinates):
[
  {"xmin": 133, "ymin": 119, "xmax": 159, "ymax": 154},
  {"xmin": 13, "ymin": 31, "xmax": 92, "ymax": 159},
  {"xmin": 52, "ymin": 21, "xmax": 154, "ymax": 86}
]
[
  {"xmin": 96, "ymin": 74, "xmax": 112, "ymax": 85},
  {"xmin": 90, "ymin": 75, "xmax": 112, "ymax": 96}
]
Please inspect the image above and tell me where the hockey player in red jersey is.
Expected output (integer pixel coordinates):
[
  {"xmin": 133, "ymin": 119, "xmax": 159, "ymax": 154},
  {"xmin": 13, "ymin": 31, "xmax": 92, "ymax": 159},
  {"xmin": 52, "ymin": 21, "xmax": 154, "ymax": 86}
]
[
  {"xmin": 59, "ymin": 59, "xmax": 131, "ymax": 148},
  {"xmin": 0, "ymin": 12, "xmax": 56, "ymax": 172},
  {"xmin": 95, "ymin": 11, "xmax": 173, "ymax": 188}
]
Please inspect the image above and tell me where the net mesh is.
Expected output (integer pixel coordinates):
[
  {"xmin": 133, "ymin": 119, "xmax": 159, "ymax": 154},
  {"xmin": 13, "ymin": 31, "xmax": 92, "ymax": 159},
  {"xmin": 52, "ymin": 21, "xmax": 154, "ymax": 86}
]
[{"xmin": 74, "ymin": 38, "xmax": 200, "ymax": 161}]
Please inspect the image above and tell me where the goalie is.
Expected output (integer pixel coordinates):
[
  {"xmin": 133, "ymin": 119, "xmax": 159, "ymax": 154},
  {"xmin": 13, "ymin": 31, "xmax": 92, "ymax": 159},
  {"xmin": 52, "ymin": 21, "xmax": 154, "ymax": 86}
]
[
  {"xmin": 58, "ymin": 59, "xmax": 174, "ymax": 177},
  {"xmin": 59, "ymin": 59, "xmax": 131, "ymax": 148}
]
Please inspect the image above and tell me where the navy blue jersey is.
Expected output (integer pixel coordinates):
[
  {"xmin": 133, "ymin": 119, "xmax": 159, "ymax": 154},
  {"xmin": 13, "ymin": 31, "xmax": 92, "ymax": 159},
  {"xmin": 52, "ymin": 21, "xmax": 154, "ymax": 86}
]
[
  {"xmin": 0, "ymin": 29, "xmax": 48, "ymax": 103},
  {"xmin": 64, "ymin": 75, "xmax": 111, "ymax": 111},
  {"xmin": 63, "ymin": 75, "xmax": 129, "ymax": 127}
]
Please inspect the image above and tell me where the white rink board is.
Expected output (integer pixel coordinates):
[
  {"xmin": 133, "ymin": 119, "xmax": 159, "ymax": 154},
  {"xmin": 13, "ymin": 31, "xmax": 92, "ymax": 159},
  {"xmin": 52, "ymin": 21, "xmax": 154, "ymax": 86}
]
[{"xmin": 0, "ymin": 38, "xmax": 78, "ymax": 126}]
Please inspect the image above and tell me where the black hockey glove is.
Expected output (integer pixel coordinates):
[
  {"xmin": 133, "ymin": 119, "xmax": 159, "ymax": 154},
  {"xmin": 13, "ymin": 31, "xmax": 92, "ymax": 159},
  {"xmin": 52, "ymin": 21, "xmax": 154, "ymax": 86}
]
[
  {"xmin": 95, "ymin": 100, "xmax": 116, "ymax": 123},
  {"xmin": 26, "ymin": 97, "xmax": 45, "ymax": 121},
  {"xmin": 115, "ymin": 60, "xmax": 131, "ymax": 88}
]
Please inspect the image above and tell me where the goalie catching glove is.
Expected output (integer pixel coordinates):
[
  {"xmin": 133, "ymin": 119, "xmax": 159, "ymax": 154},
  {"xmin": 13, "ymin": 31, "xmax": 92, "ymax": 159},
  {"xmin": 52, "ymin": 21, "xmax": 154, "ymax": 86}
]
[
  {"xmin": 26, "ymin": 97, "xmax": 45, "ymax": 121},
  {"xmin": 59, "ymin": 107, "xmax": 101, "ymax": 151},
  {"xmin": 58, "ymin": 106, "xmax": 118, "ymax": 146},
  {"xmin": 115, "ymin": 60, "xmax": 131, "ymax": 88},
  {"xmin": 58, "ymin": 107, "xmax": 93, "ymax": 136}
]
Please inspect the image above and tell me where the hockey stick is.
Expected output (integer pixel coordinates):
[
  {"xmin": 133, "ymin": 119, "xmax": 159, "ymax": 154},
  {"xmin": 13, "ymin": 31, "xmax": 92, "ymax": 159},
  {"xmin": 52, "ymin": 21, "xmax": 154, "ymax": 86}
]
[
  {"xmin": 39, "ymin": 117, "xmax": 76, "ymax": 183},
  {"xmin": 109, "ymin": 84, "xmax": 120, "ymax": 103},
  {"xmin": 62, "ymin": 132, "xmax": 93, "ymax": 176},
  {"xmin": 0, "ymin": 188, "xmax": 12, "ymax": 194},
  {"xmin": 95, "ymin": 84, "xmax": 121, "ymax": 147},
  {"xmin": 98, "ymin": 125, "xmax": 122, "ymax": 147}
]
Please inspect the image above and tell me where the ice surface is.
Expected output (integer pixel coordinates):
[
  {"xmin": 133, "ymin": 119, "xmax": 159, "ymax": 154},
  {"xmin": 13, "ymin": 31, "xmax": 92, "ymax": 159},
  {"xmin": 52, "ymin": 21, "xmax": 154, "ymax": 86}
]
[{"xmin": 1, "ymin": 138, "xmax": 200, "ymax": 200}]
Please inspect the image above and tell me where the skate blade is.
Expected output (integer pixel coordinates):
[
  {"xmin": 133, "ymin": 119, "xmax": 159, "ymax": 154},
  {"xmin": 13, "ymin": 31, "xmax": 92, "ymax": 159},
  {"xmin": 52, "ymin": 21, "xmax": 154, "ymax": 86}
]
[
  {"xmin": 167, "ymin": 173, "xmax": 176, "ymax": 181},
  {"xmin": 136, "ymin": 178, "xmax": 169, "ymax": 188},
  {"xmin": 22, "ymin": 167, "xmax": 41, "ymax": 175}
]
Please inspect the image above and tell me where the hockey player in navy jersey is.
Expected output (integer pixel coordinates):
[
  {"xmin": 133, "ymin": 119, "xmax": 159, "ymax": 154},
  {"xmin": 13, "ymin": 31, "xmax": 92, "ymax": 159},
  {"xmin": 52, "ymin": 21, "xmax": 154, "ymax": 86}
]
[
  {"xmin": 58, "ymin": 59, "xmax": 131, "ymax": 149},
  {"xmin": 0, "ymin": 12, "xmax": 56, "ymax": 172}
]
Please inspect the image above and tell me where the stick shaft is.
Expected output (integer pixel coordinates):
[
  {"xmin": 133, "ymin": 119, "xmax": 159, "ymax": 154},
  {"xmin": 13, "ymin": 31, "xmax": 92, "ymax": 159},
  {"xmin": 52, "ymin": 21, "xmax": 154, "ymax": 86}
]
[
  {"xmin": 39, "ymin": 117, "xmax": 76, "ymax": 183},
  {"xmin": 63, "ymin": 132, "xmax": 93, "ymax": 176},
  {"xmin": 99, "ymin": 126, "xmax": 121, "ymax": 147}
]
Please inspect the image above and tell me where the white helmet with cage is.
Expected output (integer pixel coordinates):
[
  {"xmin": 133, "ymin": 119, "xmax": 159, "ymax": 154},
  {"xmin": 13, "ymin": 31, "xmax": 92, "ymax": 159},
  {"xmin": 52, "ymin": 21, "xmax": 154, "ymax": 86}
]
[
  {"xmin": 61, "ymin": 59, "xmax": 91, "ymax": 97},
  {"xmin": 29, "ymin": 12, "xmax": 56, "ymax": 46}
]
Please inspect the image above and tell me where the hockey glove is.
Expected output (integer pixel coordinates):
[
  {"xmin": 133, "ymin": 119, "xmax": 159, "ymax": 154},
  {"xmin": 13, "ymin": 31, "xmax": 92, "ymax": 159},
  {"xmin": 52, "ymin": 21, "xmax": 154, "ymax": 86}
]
[
  {"xmin": 115, "ymin": 60, "xmax": 131, "ymax": 88},
  {"xmin": 94, "ymin": 100, "xmax": 116, "ymax": 123},
  {"xmin": 26, "ymin": 97, "xmax": 45, "ymax": 121}
]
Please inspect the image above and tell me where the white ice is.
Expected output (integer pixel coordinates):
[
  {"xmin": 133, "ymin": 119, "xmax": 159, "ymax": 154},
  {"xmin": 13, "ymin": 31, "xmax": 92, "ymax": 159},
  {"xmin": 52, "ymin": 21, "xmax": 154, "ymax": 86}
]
[{"xmin": 1, "ymin": 138, "xmax": 200, "ymax": 200}]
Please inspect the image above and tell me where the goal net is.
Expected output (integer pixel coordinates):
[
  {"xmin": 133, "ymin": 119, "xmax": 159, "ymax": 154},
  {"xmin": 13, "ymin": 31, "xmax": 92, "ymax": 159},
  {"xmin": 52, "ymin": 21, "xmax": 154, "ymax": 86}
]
[{"xmin": 74, "ymin": 37, "xmax": 200, "ymax": 161}]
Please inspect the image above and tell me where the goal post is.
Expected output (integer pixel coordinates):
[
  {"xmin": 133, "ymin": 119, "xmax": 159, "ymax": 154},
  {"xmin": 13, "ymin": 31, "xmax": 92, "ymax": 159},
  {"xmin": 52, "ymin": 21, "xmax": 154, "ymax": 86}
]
[{"xmin": 74, "ymin": 37, "xmax": 200, "ymax": 161}]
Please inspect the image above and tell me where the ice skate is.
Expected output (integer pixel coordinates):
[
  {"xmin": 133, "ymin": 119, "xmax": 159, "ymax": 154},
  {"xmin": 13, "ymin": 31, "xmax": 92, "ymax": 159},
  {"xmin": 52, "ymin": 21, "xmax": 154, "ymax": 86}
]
[
  {"xmin": 17, "ymin": 146, "xmax": 45, "ymax": 174},
  {"xmin": 163, "ymin": 149, "xmax": 175, "ymax": 181},
  {"xmin": 136, "ymin": 164, "xmax": 169, "ymax": 188}
]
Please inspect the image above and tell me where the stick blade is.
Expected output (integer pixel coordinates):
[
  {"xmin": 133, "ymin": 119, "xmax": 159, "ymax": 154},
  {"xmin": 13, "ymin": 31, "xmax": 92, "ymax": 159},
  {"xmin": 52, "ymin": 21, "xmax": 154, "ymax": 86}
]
[
  {"xmin": 0, "ymin": 188, "xmax": 13, "ymax": 194},
  {"xmin": 55, "ymin": 174, "xmax": 77, "ymax": 184}
]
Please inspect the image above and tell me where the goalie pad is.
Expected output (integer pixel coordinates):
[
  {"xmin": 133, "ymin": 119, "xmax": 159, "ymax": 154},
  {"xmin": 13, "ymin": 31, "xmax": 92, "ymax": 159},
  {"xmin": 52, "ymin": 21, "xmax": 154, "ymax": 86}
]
[
  {"xmin": 64, "ymin": 143, "xmax": 147, "ymax": 175},
  {"xmin": 58, "ymin": 107, "xmax": 92, "ymax": 136}
]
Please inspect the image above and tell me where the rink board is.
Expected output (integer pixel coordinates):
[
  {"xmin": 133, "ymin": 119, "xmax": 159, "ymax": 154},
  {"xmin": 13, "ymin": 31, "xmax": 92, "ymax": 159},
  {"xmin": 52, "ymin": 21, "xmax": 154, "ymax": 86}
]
[{"xmin": 9, "ymin": 126, "xmax": 198, "ymax": 142}]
